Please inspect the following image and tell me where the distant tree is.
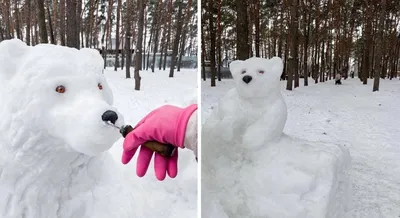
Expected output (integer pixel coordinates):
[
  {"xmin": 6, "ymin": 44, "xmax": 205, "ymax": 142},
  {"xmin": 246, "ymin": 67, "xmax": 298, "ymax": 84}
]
[
  {"xmin": 114, "ymin": 0, "xmax": 122, "ymax": 71},
  {"xmin": 37, "ymin": 0, "xmax": 48, "ymax": 43},
  {"xmin": 208, "ymin": 0, "xmax": 216, "ymax": 86},
  {"xmin": 135, "ymin": 0, "xmax": 144, "ymax": 90},
  {"xmin": 169, "ymin": 0, "xmax": 184, "ymax": 77},
  {"xmin": 373, "ymin": 0, "xmax": 386, "ymax": 91},
  {"xmin": 235, "ymin": 0, "xmax": 249, "ymax": 60}
]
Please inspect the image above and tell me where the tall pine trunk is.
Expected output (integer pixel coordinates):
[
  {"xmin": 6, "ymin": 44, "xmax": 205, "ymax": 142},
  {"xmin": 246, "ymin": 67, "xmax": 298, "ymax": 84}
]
[
  {"xmin": 37, "ymin": 0, "xmax": 48, "ymax": 43},
  {"xmin": 114, "ymin": 0, "xmax": 122, "ymax": 71},
  {"xmin": 135, "ymin": 0, "xmax": 145, "ymax": 90},
  {"xmin": 235, "ymin": 0, "xmax": 249, "ymax": 60},
  {"xmin": 169, "ymin": 0, "xmax": 184, "ymax": 77}
]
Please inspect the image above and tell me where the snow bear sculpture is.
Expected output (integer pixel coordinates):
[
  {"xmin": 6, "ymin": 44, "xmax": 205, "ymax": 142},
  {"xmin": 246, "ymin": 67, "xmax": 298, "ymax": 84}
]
[
  {"xmin": 0, "ymin": 39, "xmax": 137, "ymax": 218},
  {"xmin": 204, "ymin": 57, "xmax": 287, "ymax": 151},
  {"xmin": 201, "ymin": 57, "xmax": 351, "ymax": 218}
]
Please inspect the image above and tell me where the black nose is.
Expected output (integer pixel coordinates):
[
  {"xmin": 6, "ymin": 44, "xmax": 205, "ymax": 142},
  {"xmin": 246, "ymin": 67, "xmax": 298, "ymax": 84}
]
[
  {"xmin": 242, "ymin": 75, "xmax": 252, "ymax": 84},
  {"xmin": 102, "ymin": 110, "xmax": 118, "ymax": 124}
]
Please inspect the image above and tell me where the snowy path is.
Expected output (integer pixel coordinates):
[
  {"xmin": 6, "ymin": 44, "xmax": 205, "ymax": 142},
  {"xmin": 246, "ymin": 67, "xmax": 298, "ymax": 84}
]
[
  {"xmin": 104, "ymin": 68, "xmax": 197, "ymax": 218},
  {"xmin": 202, "ymin": 78, "xmax": 400, "ymax": 218}
]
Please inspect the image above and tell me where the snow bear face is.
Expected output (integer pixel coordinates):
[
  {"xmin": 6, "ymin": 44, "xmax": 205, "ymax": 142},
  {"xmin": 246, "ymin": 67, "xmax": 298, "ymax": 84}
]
[
  {"xmin": 229, "ymin": 57, "xmax": 283, "ymax": 98},
  {"xmin": 0, "ymin": 39, "xmax": 123, "ymax": 156}
]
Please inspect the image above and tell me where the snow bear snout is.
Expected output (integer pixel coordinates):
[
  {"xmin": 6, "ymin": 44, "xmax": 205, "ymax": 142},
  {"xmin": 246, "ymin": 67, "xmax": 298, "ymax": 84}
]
[
  {"xmin": 101, "ymin": 110, "xmax": 119, "ymax": 124},
  {"xmin": 242, "ymin": 75, "xmax": 252, "ymax": 84}
]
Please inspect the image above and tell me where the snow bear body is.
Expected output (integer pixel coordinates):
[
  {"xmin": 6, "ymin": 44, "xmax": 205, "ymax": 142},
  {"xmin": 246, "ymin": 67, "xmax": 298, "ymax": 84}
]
[
  {"xmin": 203, "ymin": 57, "xmax": 287, "ymax": 153},
  {"xmin": 201, "ymin": 57, "xmax": 351, "ymax": 218},
  {"xmin": 0, "ymin": 39, "xmax": 138, "ymax": 218}
]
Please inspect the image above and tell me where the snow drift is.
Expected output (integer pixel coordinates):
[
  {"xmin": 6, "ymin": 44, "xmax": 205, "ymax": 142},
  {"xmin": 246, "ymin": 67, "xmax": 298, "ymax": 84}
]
[{"xmin": 201, "ymin": 57, "xmax": 352, "ymax": 218}]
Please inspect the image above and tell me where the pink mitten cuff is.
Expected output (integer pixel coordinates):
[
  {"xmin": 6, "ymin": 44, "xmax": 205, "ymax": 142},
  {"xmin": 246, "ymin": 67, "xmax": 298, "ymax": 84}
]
[{"xmin": 175, "ymin": 104, "xmax": 198, "ymax": 148}]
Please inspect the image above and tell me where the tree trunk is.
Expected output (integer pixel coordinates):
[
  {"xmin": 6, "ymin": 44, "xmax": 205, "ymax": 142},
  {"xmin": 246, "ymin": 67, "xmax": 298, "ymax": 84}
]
[
  {"xmin": 293, "ymin": 5, "xmax": 300, "ymax": 88},
  {"xmin": 114, "ymin": 0, "xmax": 122, "ymax": 71},
  {"xmin": 146, "ymin": 13, "xmax": 155, "ymax": 71},
  {"xmin": 216, "ymin": 0, "xmax": 222, "ymax": 81},
  {"xmin": 362, "ymin": 4, "xmax": 372, "ymax": 85},
  {"xmin": 37, "ymin": 0, "xmax": 48, "ymax": 43},
  {"xmin": 169, "ymin": 0, "xmax": 184, "ymax": 77},
  {"xmin": 87, "ymin": 0, "xmax": 95, "ymax": 47},
  {"xmin": 287, "ymin": 0, "xmax": 299, "ymax": 90},
  {"xmin": 303, "ymin": 9, "xmax": 310, "ymax": 86},
  {"xmin": 46, "ymin": 1, "xmax": 55, "ymax": 44},
  {"xmin": 254, "ymin": 0, "xmax": 260, "ymax": 57},
  {"xmin": 373, "ymin": 0, "xmax": 386, "ymax": 91},
  {"xmin": 201, "ymin": 8, "xmax": 206, "ymax": 81},
  {"xmin": 163, "ymin": 0, "xmax": 173, "ymax": 70},
  {"xmin": 135, "ymin": 0, "xmax": 145, "ymax": 90},
  {"xmin": 25, "ymin": 0, "xmax": 31, "ymax": 45},
  {"xmin": 235, "ymin": 0, "xmax": 249, "ymax": 60},
  {"xmin": 152, "ymin": 0, "xmax": 163, "ymax": 73},
  {"xmin": 59, "ymin": 0, "xmax": 66, "ymax": 46},
  {"xmin": 66, "ymin": 0, "xmax": 79, "ymax": 48},
  {"xmin": 208, "ymin": 0, "xmax": 216, "ymax": 86},
  {"xmin": 159, "ymin": 10, "xmax": 167, "ymax": 70},
  {"xmin": 121, "ymin": 36, "xmax": 125, "ymax": 70},
  {"xmin": 14, "ymin": 0, "xmax": 22, "ymax": 39},
  {"xmin": 125, "ymin": 0, "xmax": 133, "ymax": 78},
  {"xmin": 178, "ymin": 0, "xmax": 193, "ymax": 72}
]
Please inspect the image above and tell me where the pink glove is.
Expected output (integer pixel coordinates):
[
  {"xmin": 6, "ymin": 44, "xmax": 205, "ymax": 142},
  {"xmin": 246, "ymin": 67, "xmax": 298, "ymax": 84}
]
[{"xmin": 122, "ymin": 104, "xmax": 198, "ymax": 181}]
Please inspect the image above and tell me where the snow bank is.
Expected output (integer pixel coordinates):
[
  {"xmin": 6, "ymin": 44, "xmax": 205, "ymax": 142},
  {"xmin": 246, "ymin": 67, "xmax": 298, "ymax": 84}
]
[
  {"xmin": 201, "ymin": 57, "xmax": 352, "ymax": 218},
  {"xmin": 202, "ymin": 119, "xmax": 352, "ymax": 218},
  {"xmin": 203, "ymin": 135, "xmax": 351, "ymax": 218}
]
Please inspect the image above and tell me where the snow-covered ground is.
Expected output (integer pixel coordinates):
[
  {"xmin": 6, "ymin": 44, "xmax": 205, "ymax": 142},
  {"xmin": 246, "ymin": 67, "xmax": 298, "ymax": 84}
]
[
  {"xmin": 202, "ymin": 78, "xmax": 400, "ymax": 217},
  {"xmin": 106, "ymin": 68, "xmax": 198, "ymax": 217},
  {"xmin": 0, "ymin": 38, "xmax": 197, "ymax": 218}
]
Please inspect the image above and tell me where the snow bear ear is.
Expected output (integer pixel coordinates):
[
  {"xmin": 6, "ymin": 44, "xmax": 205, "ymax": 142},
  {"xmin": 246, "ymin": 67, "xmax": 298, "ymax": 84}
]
[
  {"xmin": 0, "ymin": 39, "xmax": 29, "ymax": 80},
  {"xmin": 268, "ymin": 56, "xmax": 283, "ymax": 78},
  {"xmin": 229, "ymin": 60, "xmax": 244, "ymax": 78},
  {"xmin": 79, "ymin": 48, "xmax": 104, "ymax": 72}
]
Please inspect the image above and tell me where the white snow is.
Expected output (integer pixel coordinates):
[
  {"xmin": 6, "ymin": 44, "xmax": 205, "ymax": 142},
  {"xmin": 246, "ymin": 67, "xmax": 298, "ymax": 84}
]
[
  {"xmin": 201, "ymin": 57, "xmax": 352, "ymax": 218},
  {"xmin": 202, "ymin": 76, "xmax": 400, "ymax": 218},
  {"xmin": 0, "ymin": 39, "xmax": 197, "ymax": 218},
  {"xmin": 105, "ymin": 68, "xmax": 198, "ymax": 218}
]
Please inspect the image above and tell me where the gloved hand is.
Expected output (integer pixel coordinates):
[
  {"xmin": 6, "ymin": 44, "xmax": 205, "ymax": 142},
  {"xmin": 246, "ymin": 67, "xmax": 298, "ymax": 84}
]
[{"xmin": 122, "ymin": 104, "xmax": 198, "ymax": 180}]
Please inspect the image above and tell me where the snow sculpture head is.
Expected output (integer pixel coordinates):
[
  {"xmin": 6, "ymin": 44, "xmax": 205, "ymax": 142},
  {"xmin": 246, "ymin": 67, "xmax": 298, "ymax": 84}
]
[
  {"xmin": 0, "ymin": 39, "xmax": 123, "ymax": 156},
  {"xmin": 229, "ymin": 57, "xmax": 283, "ymax": 98}
]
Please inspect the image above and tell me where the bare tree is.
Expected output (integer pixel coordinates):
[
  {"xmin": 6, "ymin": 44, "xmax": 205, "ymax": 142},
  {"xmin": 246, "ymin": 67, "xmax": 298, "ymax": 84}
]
[
  {"xmin": 286, "ymin": 0, "xmax": 299, "ymax": 91},
  {"xmin": 125, "ymin": 0, "xmax": 133, "ymax": 79},
  {"xmin": 373, "ymin": 0, "xmax": 386, "ymax": 91},
  {"xmin": 208, "ymin": 0, "xmax": 216, "ymax": 86},
  {"xmin": 169, "ymin": 0, "xmax": 184, "ymax": 77},
  {"xmin": 235, "ymin": 0, "xmax": 249, "ymax": 60},
  {"xmin": 135, "ymin": 0, "xmax": 145, "ymax": 90},
  {"xmin": 177, "ymin": 0, "xmax": 193, "ymax": 71},
  {"xmin": 37, "ymin": 0, "xmax": 48, "ymax": 43},
  {"xmin": 114, "ymin": 0, "xmax": 122, "ymax": 71},
  {"xmin": 66, "ymin": 0, "xmax": 79, "ymax": 48}
]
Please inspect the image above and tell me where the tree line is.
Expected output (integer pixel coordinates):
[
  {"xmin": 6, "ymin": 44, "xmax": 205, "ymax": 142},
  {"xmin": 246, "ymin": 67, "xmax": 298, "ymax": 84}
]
[
  {"xmin": 202, "ymin": 0, "xmax": 400, "ymax": 92},
  {"xmin": 0, "ymin": 0, "xmax": 197, "ymax": 90}
]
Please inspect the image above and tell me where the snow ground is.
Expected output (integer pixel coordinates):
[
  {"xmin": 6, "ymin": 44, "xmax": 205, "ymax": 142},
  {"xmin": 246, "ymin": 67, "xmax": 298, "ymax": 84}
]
[
  {"xmin": 106, "ymin": 68, "xmax": 197, "ymax": 217},
  {"xmin": 202, "ymin": 78, "xmax": 400, "ymax": 218}
]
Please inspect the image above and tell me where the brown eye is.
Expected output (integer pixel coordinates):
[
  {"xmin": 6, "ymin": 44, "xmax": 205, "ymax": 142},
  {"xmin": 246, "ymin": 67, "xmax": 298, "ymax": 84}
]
[
  {"xmin": 55, "ymin": 85, "xmax": 66, "ymax": 93},
  {"xmin": 241, "ymin": 70, "xmax": 246, "ymax": 74},
  {"xmin": 98, "ymin": 83, "xmax": 103, "ymax": 90},
  {"xmin": 259, "ymin": 70, "xmax": 265, "ymax": 74}
]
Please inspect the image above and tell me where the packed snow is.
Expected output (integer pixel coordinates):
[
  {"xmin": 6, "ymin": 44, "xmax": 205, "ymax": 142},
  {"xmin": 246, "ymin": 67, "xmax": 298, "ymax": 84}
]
[
  {"xmin": 0, "ymin": 39, "xmax": 197, "ymax": 218},
  {"xmin": 201, "ymin": 57, "xmax": 351, "ymax": 218},
  {"xmin": 202, "ymin": 71, "xmax": 400, "ymax": 217}
]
